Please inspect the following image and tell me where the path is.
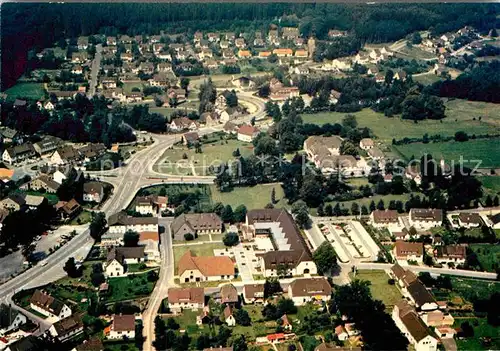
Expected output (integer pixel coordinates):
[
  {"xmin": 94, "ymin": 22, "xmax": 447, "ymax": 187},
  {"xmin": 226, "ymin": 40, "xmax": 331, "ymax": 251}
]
[{"xmin": 88, "ymin": 44, "xmax": 102, "ymax": 97}]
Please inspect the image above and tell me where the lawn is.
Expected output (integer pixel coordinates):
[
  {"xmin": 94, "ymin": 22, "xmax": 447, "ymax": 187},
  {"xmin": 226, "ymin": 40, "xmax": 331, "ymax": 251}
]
[
  {"xmin": 173, "ymin": 242, "xmax": 227, "ymax": 267},
  {"xmin": 350, "ymin": 270, "xmax": 403, "ymax": 311},
  {"xmin": 69, "ymin": 210, "xmax": 93, "ymax": 225},
  {"xmin": 135, "ymin": 183, "xmax": 212, "ymax": 211},
  {"xmin": 150, "ymin": 107, "xmax": 195, "ymax": 121},
  {"xmin": 102, "ymin": 341, "xmax": 139, "ymax": 351},
  {"xmin": 480, "ymin": 176, "xmax": 500, "ymax": 197},
  {"xmin": 171, "ymin": 309, "xmax": 199, "ymax": 331},
  {"xmin": 454, "ymin": 318, "xmax": 500, "ymax": 351},
  {"xmin": 123, "ymin": 82, "xmax": 144, "ymax": 94},
  {"xmin": 154, "ymin": 137, "xmax": 254, "ymax": 176},
  {"xmin": 103, "ymin": 272, "xmax": 156, "ymax": 303},
  {"xmin": 449, "ymin": 276, "xmax": 500, "ymax": 303},
  {"xmin": 413, "ymin": 73, "xmax": 443, "ymax": 86},
  {"xmin": 301, "ymin": 100, "xmax": 500, "ymax": 142},
  {"xmin": 393, "ymin": 138, "xmax": 500, "ymax": 168},
  {"xmin": 470, "ymin": 244, "xmax": 500, "ymax": 273},
  {"xmin": 209, "ymin": 183, "xmax": 287, "ymax": 210},
  {"xmin": 4, "ymin": 83, "xmax": 46, "ymax": 101},
  {"xmin": 15, "ymin": 190, "xmax": 59, "ymax": 205}
]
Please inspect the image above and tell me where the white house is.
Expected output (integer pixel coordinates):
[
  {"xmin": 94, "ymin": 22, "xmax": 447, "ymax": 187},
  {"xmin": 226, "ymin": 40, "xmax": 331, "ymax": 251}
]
[
  {"xmin": 369, "ymin": 210, "xmax": 401, "ymax": 229},
  {"xmin": 167, "ymin": 288, "xmax": 205, "ymax": 313},
  {"xmin": 237, "ymin": 125, "xmax": 259, "ymax": 143},
  {"xmin": 287, "ymin": 278, "xmax": 332, "ymax": 306},
  {"xmin": 223, "ymin": 306, "xmax": 236, "ymax": 327},
  {"xmin": 393, "ymin": 241, "xmax": 424, "ymax": 264},
  {"xmin": 334, "ymin": 325, "xmax": 349, "ymax": 341},
  {"xmin": 434, "ymin": 245, "xmax": 466, "ymax": 266},
  {"xmin": 392, "ymin": 300, "xmax": 438, "ymax": 351},
  {"xmin": 359, "ymin": 138, "xmax": 374, "ymax": 150},
  {"xmin": 177, "ymin": 250, "xmax": 235, "ymax": 283},
  {"xmin": 103, "ymin": 247, "xmax": 146, "ymax": 277},
  {"xmin": 108, "ymin": 212, "xmax": 159, "ymax": 234},
  {"xmin": 139, "ymin": 231, "xmax": 161, "ymax": 263},
  {"xmin": 0, "ymin": 307, "xmax": 27, "ymax": 334},
  {"xmin": 83, "ymin": 182, "xmax": 104, "ymax": 203},
  {"xmin": 29, "ymin": 290, "xmax": 72, "ymax": 322},
  {"xmin": 106, "ymin": 314, "xmax": 136, "ymax": 340},
  {"xmin": 457, "ymin": 212, "xmax": 482, "ymax": 228},
  {"xmin": 409, "ymin": 208, "xmax": 443, "ymax": 230},
  {"xmin": 47, "ymin": 315, "xmax": 84, "ymax": 342},
  {"xmin": 242, "ymin": 284, "xmax": 265, "ymax": 304}
]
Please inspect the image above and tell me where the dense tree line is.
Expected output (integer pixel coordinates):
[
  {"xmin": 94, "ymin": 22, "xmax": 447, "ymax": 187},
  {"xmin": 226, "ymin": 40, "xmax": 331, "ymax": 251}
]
[
  {"xmin": 2, "ymin": 3, "xmax": 498, "ymax": 89},
  {"xmin": 425, "ymin": 61, "xmax": 500, "ymax": 103}
]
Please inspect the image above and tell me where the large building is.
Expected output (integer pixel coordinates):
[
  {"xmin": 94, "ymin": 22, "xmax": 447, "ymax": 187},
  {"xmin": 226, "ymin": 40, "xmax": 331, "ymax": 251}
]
[
  {"xmin": 244, "ymin": 209, "xmax": 317, "ymax": 277},
  {"xmin": 177, "ymin": 250, "xmax": 235, "ymax": 283},
  {"xmin": 167, "ymin": 287, "xmax": 205, "ymax": 313},
  {"xmin": 409, "ymin": 209, "xmax": 443, "ymax": 230},
  {"xmin": 393, "ymin": 242, "xmax": 424, "ymax": 264},
  {"xmin": 29, "ymin": 290, "xmax": 72, "ymax": 322},
  {"xmin": 108, "ymin": 211, "xmax": 159, "ymax": 234},
  {"xmin": 171, "ymin": 213, "xmax": 223, "ymax": 241},
  {"xmin": 287, "ymin": 277, "xmax": 332, "ymax": 306}
]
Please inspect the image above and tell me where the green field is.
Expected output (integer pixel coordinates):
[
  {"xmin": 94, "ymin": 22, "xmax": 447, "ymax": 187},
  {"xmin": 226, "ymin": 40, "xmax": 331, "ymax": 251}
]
[
  {"xmin": 4, "ymin": 83, "xmax": 46, "ymax": 101},
  {"xmin": 351, "ymin": 270, "xmax": 403, "ymax": 311},
  {"xmin": 173, "ymin": 242, "xmax": 227, "ymax": 266},
  {"xmin": 123, "ymin": 82, "xmax": 144, "ymax": 94},
  {"xmin": 480, "ymin": 176, "xmax": 500, "ymax": 197},
  {"xmin": 301, "ymin": 100, "xmax": 500, "ymax": 142},
  {"xmin": 413, "ymin": 73, "xmax": 443, "ymax": 86},
  {"xmin": 393, "ymin": 138, "xmax": 500, "ymax": 168},
  {"xmin": 470, "ymin": 244, "xmax": 500, "ymax": 273},
  {"xmin": 150, "ymin": 107, "xmax": 195, "ymax": 121},
  {"xmin": 209, "ymin": 183, "xmax": 286, "ymax": 210},
  {"xmin": 154, "ymin": 137, "xmax": 254, "ymax": 176},
  {"xmin": 454, "ymin": 318, "xmax": 500, "ymax": 351},
  {"xmin": 103, "ymin": 272, "xmax": 156, "ymax": 303}
]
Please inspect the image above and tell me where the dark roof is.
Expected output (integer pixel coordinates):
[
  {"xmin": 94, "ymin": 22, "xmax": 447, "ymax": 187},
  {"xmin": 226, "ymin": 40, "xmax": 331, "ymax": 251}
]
[
  {"xmin": 171, "ymin": 213, "xmax": 222, "ymax": 236},
  {"xmin": 398, "ymin": 301, "xmax": 433, "ymax": 342},
  {"xmin": 30, "ymin": 290, "xmax": 66, "ymax": 315},
  {"xmin": 167, "ymin": 287, "xmax": 204, "ymax": 304},
  {"xmin": 410, "ymin": 208, "xmax": 443, "ymax": 222},
  {"xmin": 407, "ymin": 281, "xmax": 436, "ymax": 307},
  {"xmin": 108, "ymin": 211, "xmax": 158, "ymax": 226},
  {"xmin": 75, "ymin": 337, "xmax": 104, "ymax": 351},
  {"xmin": 488, "ymin": 213, "xmax": 500, "ymax": 225},
  {"xmin": 289, "ymin": 277, "xmax": 332, "ymax": 297},
  {"xmin": 112, "ymin": 314, "xmax": 136, "ymax": 332},
  {"xmin": 220, "ymin": 284, "xmax": 238, "ymax": 304},
  {"xmin": 54, "ymin": 145, "xmax": 80, "ymax": 161},
  {"xmin": 5, "ymin": 193, "xmax": 26, "ymax": 207},
  {"xmin": 372, "ymin": 210, "xmax": 398, "ymax": 223},
  {"xmin": 243, "ymin": 284, "xmax": 265, "ymax": 299},
  {"xmin": 83, "ymin": 182, "xmax": 104, "ymax": 195},
  {"xmin": 52, "ymin": 314, "xmax": 83, "ymax": 335},
  {"xmin": 436, "ymin": 245, "xmax": 467, "ymax": 259},
  {"xmin": 107, "ymin": 246, "xmax": 145, "ymax": 264},
  {"xmin": 458, "ymin": 212, "xmax": 482, "ymax": 225},
  {"xmin": 5, "ymin": 335, "xmax": 45, "ymax": 351},
  {"xmin": 5, "ymin": 143, "xmax": 35, "ymax": 158}
]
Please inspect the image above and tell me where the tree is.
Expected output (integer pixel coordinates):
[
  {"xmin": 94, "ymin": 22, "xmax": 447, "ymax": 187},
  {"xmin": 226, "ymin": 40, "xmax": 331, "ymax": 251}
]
[
  {"xmin": 221, "ymin": 205, "xmax": 234, "ymax": 223},
  {"xmin": 233, "ymin": 204, "xmax": 247, "ymax": 223},
  {"xmin": 63, "ymin": 257, "xmax": 81, "ymax": 278},
  {"xmin": 123, "ymin": 230, "xmax": 140, "ymax": 247},
  {"xmin": 90, "ymin": 263, "xmax": 105, "ymax": 286},
  {"xmin": 361, "ymin": 205, "xmax": 369, "ymax": 215},
  {"xmin": 485, "ymin": 195, "xmax": 493, "ymax": 207},
  {"xmin": 295, "ymin": 208, "xmax": 310, "ymax": 229},
  {"xmin": 264, "ymin": 278, "xmax": 282, "ymax": 298},
  {"xmin": 223, "ymin": 233, "xmax": 239, "ymax": 246},
  {"xmin": 232, "ymin": 334, "xmax": 248, "ymax": 351},
  {"xmin": 89, "ymin": 212, "xmax": 107, "ymax": 241},
  {"xmin": 369, "ymin": 200, "xmax": 376, "ymax": 213},
  {"xmin": 411, "ymin": 32, "xmax": 422, "ymax": 44},
  {"xmin": 232, "ymin": 148, "xmax": 240, "ymax": 157},
  {"xmin": 313, "ymin": 242, "xmax": 338, "ymax": 275},
  {"xmin": 376, "ymin": 199, "xmax": 385, "ymax": 210},
  {"xmin": 271, "ymin": 187, "xmax": 277, "ymax": 204},
  {"xmin": 351, "ymin": 203, "xmax": 360, "ymax": 216},
  {"xmin": 184, "ymin": 233, "xmax": 195, "ymax": 241},
  {"xmin": 454, "ymin": 131, "xmax": 469, "ymax": 142},
  {"xmin": 180, "ymin": 77, "xmax": 190, "ymax": 91},
  {"xmin": 234, "ymin": 309, "xmax": 251, "ymax": 326}
]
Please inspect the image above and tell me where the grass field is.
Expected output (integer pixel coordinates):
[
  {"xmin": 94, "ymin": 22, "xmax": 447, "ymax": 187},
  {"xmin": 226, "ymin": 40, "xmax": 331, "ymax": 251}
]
[
  {"xmin": 4, "ymin": 83, "xmax": 46, "ymax": 101},
  {"xmin": 209, "ymin": 183, "xmax": 286, "ymax": 210},
  {"xmin": 393, "ymin": 138, "xmax": 500, "ymax": 168},
  {"xmin": 317, "ymin": 193, "xmax": 421, "ymax": 215},
  {"xmin": 123, "ymin": 82, "xmax": 144, "ymax": 94},
  {"xmin": 470, "ymin": 244, "xmax": 500, "ymax": 273},
  {"xmin": 413, "ymin": 73, "xmax": 443, "ymax": 86},
  {"xmin": 69, "ymin": 210, "xmax": 93, "ymax": 225},
  {"xmin": 154, "ymin": 138, "xmax": 254, "ymax": 176},
  {"xmin": 480, "ymin": 176, "xmax": 500, "ymax": 197},
  {"xmin": 103, "ymin": 272, "xmax": 156, "ymax": 303},
  {"xmin": 454, "ymin": 318, "xmax": 500, "ymax": 351},
  {"xmin": 150, "ymin": 106, "xmax": 196, "ymax": 121},
  {"xmin": 301, "ymin": 100, "xmax": 500, "ymax": 142},
  {"xmin": 351, "ymin": 270, "xmax": 403, "ymax": 311},
  {"xmin": 173, "ymin": 242, "xmax": 227, "ymax": 266}
]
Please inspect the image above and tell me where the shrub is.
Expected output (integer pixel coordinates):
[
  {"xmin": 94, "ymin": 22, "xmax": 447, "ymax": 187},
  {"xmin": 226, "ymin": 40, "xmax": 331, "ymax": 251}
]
[{"xmin": 184, "ymin": 233, "xmax": 194, "ymax": 241}]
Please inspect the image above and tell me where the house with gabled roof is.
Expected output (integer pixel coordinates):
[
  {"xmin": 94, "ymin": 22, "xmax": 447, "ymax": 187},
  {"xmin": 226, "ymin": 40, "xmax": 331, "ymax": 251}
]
[
  {"xmin": 243, "ymin": 283, "xmax": 265, "ymax": 304},
  {"xmin": 105, "ymin": 314, "xmax": 136, "ymax": 340},
  {"xmin": 48, "ymin": 314, "xmax": 84, "ymax": 342},
  {"xmin": 177, "ymin": 250, "xmax": 235, "ymax": 283},
  {"xmin": 393, "ymin": 242, "xmax": 424, "ymax": 263},
  {"xmin": 171, "ymin": 213, "xmax": 223, "ymax": 241},
  {"xmin": 409, "ymin": 208, "xmax": 443, "ymax": 230},
  {"xmin": 30, "ymin": 290, "xmax": 72, "ymax": 322},
  {"xmin": 168, "ymin": 287, "xmax": 205, "ymax": 313},
  {"xmin": 287, "ymin": 277, "xmax": 332, "ymax": 306},
  {"xmin": 103, "ymin": 246, "xmax": 146, "ymax": 277},
  {"xmin": 2, "ymin": 143, "xmax": 36, "ymax": 165}
]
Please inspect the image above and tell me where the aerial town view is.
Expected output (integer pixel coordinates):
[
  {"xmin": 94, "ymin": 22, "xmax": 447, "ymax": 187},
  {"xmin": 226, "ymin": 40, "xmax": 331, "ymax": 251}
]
[{"xmin": 0, "ymin": 2, "xmax": 499, "ymax": 351}]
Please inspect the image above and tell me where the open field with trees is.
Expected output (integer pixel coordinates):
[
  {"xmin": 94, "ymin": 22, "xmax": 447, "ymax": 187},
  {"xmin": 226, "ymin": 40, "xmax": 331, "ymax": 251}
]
[
  {"xmin": 470, "ymin": 244, "xmax": 500, "ymax": 273},
  {"xmin": 351, "ymin": 270, "xmax": 403, "ymax": 311},
  {"xmin": 209, "ymin": 183, "xmax": 286, "ymax": 210},
  {"xmin": 301, "ymin": 100, "xmax": 500, "ymax": 142},
  {"xmin": 393, "ymin": 138, "xmax": 500, "ymax": 168}
]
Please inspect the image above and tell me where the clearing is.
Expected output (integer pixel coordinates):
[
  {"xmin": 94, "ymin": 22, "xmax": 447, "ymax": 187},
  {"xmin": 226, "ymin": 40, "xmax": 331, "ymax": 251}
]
[
  {"xmin": 4, "ymin": 83, "xmax": 46, "ymax": 101},
  {"xmin": 350, "ymin": 270, "xmax": 403, "ymax": 311},
  {"xmin": 209, "ymin": 183, "xmax": 286, "ymax": 210},
  {"xmin": 301, "ymin": 100, "xmax": 500, "ymax": 142}
]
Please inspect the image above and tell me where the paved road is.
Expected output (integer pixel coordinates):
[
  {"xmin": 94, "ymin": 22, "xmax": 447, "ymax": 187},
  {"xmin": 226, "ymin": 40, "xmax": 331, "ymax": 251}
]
[
  {"xmin": 88, "ymin": 44, "xmax": 102, "ymax": 98},
  {"xmin": 143, "ymin": 218, "xmax": 175, "ymax": 351}
]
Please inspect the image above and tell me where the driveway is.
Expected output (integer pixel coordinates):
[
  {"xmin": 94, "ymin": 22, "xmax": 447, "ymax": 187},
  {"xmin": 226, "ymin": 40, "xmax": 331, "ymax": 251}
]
[{"xmin": 442, "ymin": 338, "xmax": 457, "ymax": 351}]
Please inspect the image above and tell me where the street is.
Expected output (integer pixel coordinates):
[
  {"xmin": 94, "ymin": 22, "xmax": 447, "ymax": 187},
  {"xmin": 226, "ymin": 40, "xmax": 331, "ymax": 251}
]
[{"xmin": 88, "ymin": 44, "xmax": 102, "ymax": 98}]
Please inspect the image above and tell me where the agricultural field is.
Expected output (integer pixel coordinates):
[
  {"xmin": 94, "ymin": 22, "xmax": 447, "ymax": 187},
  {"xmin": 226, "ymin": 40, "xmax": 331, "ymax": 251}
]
[
  {"xmin": 301, "ymin": 100, "xmax": 500, "ymax": 142},
  {"xmin": 4, "ymin": 82, "xmax": 46, "ymax": 101},
  {"xmin": 350, "ymin": 270, "xmax": 403, "ymax": 311},
  {"xmin": 470, "ymin": 244, "xmax": 500, "ymax": 273},
  {"xmin": 209, "ymin": 183, "xmax": 286, "ymax": 210},
  {"xmin": 393, "ymin": 138, "xmax": 500, "ymax": 168},
  {"xmin": 154, "ymin": 135, "xmax": 254, "ymax": 176}
]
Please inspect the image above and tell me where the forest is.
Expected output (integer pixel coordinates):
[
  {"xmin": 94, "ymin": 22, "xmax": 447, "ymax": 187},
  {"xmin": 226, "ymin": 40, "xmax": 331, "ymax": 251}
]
[{"xmin": 2, "ymin": 3, "xmax": 499, "ymax": 89}]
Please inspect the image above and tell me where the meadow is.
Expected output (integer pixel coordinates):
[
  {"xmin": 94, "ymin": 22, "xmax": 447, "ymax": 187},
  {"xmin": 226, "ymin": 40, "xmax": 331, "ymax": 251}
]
[{"xmin": 4, "ymin": 83, "xmax": 46, "ymax": 101}]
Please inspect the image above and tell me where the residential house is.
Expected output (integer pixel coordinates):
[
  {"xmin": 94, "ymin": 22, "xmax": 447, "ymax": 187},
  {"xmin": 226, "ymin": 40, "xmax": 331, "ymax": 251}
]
[
  {"xmin": 223, "ymin": 306, "xmax": 236, "ymax": 327},
  {"xmin": 235, "ymin": 38, "xmax": 246, "ymax": 49},
  {"xmin": 392, "ymin": 301, "xmax": 438, "ymax": 351},
  {"xmin": 421, "ymin": 309, "xmax": 455, "ymax": 327},
  {"xmin": 485, "ymin": 213, "xmax": 500, "ymax": 229},
  {"xmin": 83, "ymin": 182, "xmax": 104, "ymax": 203},
  {"xmin": 0, "ymin": 194, "xmax": 26, "ymax": 212},
  {"xmin": 169, "ymin": 117, "xmax": 198, "ymax": 132},
  {"xmin": 457, "ymin": 212, "xmax": 482, "ymax": 228},
  {"xmin": 328, "ymin": 29, "xmax": 348, "ymax": 38},
  {"xmin": 280, "ymin": 314, "xmax": 292, "ymax": 331},
  {"xmin": 58, "ymin": 199, "xmax": 82, "ymax": 221},
  {"xmin": 25, "ymin": 195, "xmax": 46, "ymax": 211},
  {"xmin": 394, "ymin": 70, "xmax": 408, "ymax": 81},
  {"xmin": 393, "ymin": 242, "xmax": 424, "ymax": 264},
  {"xmin": 167, "ymin": 288, "xmax": 205, "ymax": 313},
  {"xmin": 71, "ymin": 66, "xmax": 83, "ymax": 75},
  {"xmin": 287, "ymin": 277, "xmax": 332, "ymax": 306},
  {"xmin": 370, "ymin": 210, "xmax": 400, "ymax": 228},
  {"xmin": 171, "ymin": 213, "xmax": 223, "ymax": 241},
  {"xmin": 434, "ymin": 245, "xmax": 466, "ymax": 265},
  {"xmin": 181, "ymin": 132, "xmax": 200, "ymax": 146},
  {"xmin": 407, "ymin": 280, "xmax": 438, "ymax": 311},
  {"xmin": 134, "ymin": 195, "xmax": 168, "ymax": 215},
  {"xmin": 30, "ymin": 290, "xmax": 72, "ymax": 322},
  {"xmin": 282, "ymin": 27, "xmax": 299, "ymax": 40},
  {"xmin": 258, "ymin": 51, "xmax": 272, "ymax": 59},
  {"xmin": 390, "ymin": 264, "xmax": 418, "ymax": 294},
  {"xmin": 273, "ymin": 48, "xmax": 293, "ymax": 57},
  {"xmin": 359, "ymin": 138, "xmax": 374, "ymax": 150},
  {"xmin": 139, "ymin": 231, "xmax": 161, "ymax": 262},
  {"xmin": 108, "ymin": 211, "xmax": 159, "ymax": 234},
  {"xmin": 409, "ymin": 209, "xmax": 443, "ymax": 230},
  {"xmin": 244, "ymin": 208, "xmax": 317, "ymax": 277},
  {"xmin": 48, "ymin": 314, "xmax": 84, "ymax": 342},
  {"xmin": 237, "ymin": 50, "xmax": 251, "ymax": 59},
  {"xmin": 0, "ymin": 306, "xmax": 27, "ymax": 334},
  {"xmin": 20, "ymin": 175, "xmax": 60, "ymax": 194},
  {"xmin": 73, "ymin": 337, "xmax": 104, "ymax": 351},
  {"xmin": 177, "ymin": 250, "xmax": 235, "ymax": 283},
  {"xmin": 207, "ymin": 32, "xmax": 219, "ymax": 42},
  {"xmin": 304, "ymin": 135, "xmax": 341, "ymax": 158},
  {"xmin": 71, "ymin": 52, "xmax": 88, "ymax": 63},
  {"xmin": 50, "ymin": 145, "xmax": 81, "ymax": 165},
  {"xmin": 0, "ymin": 127, "xmax": 21, "ymax": 144},
  {"xmin": 368, "ymin": 147, "xmax": 384, "ymax": 160},
  {"xmin": 223, "ymin": 121, "xmax": 239, "ymax": 135},
  {"xmin": 405, "ymin": 165, "xmax": 422, "ymax": 185},
  {"xmin": 33, "ymin": 137, "xmax": 61, "ymax": 156},
  {"xmin": 103, "ymin": 247, "xmax": 146, "ymax": 277},
  {"xmin": 237, "ymin": 125, "xmax": 259, "ymax": 143},
  {"xmin": 242, "ymin": 284, "xmax": 265, "ymax": 304},
  {"xmin": 199, "ymin": 112, "xmax": 220, "ymax": 127},
  {"xmin": 2, "ymin": 144, "xmax": 36, "ymax": 164},
  {"xmin": 106, "ymin": 314, "xmax": 136, "ymax": 340},
  {"xmin": 220, "ymin": 284, "xmax": 238, "ymax": 305}
]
